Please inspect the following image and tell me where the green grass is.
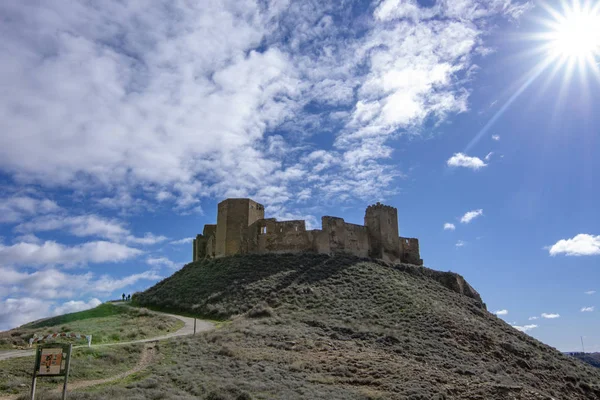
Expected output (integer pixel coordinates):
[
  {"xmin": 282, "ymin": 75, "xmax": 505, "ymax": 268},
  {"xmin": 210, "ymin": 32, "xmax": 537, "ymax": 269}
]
[
  {"xmin": 23, "ymin": 303, "xmax": 127, "ymax": 329},
  {"xmin": 0, "ymin": 303, "xmax": 184, "ymax": 349},
  {"xmin": 0, "ymin": 344, "xmax": 143, "ymax": 397}
]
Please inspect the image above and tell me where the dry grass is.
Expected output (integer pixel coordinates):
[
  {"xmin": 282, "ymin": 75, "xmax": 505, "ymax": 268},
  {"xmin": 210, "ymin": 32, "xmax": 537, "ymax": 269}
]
[
  {"xmin": 0, "ymin": 304, "xmax": 183, "ymax": 350},
  {"xmin": 5, "ymin": 254, "xmax": 600, "ymax": 399}
]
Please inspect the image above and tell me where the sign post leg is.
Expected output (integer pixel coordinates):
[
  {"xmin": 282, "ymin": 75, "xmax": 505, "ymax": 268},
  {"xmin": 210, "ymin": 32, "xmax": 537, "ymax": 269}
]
[
  {"xmin": 194, "ymin": 318, "xmax": 197, "ymax": 335},
  {"xmin": 62, "ymin": 344, "xmax": 72, "ymax": 400},
  {"xmin": 30, "ymin": 375, "xmax": 36, "ymax": 400}
]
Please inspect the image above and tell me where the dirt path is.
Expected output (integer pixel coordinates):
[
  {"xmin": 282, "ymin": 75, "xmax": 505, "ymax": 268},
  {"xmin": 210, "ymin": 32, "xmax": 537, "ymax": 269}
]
[
  {"xmin": 57, "ymin": 343, "xmax": 157, "ymax": 392},
  {"xmin": 0, "ymin": 308, "xmax": 214, "ymax": 361},
  {"xmin": 0, "ymin": 309, "xmax": 215, "ymax": 400},
  {"xmin": 0, "ymin": 344, "xmax": 158, "ymax": 400}
]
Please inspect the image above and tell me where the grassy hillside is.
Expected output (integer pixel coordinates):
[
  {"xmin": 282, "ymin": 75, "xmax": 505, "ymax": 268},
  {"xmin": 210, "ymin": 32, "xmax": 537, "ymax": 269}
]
[
  {"xmin": 0, "ymin": 303, "xmax": 183, "ymax": 349},
  {"xmin": 122, "ymin": 254, "xmax": 600, "ymax": 400}
]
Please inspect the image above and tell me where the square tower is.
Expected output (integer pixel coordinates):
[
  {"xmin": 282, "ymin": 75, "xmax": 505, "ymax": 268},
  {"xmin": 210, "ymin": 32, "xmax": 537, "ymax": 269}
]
[
  {"xmin": 215, "ymin": 198, "xmax": 265, "ymax": 256},
  {"xmin": 364, "ymin": 202, "xmax": 401, "ymax": 262}
]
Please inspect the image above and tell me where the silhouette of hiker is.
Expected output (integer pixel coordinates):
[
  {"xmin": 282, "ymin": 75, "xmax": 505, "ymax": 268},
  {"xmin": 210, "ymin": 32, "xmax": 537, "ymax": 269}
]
[
  {"xmin": 122, "ymin": 293, "xmax": 126, "ymax": 301},
  {"xmin": 127, "ymin": 294, "xmax": 131, "ymax": 301}
]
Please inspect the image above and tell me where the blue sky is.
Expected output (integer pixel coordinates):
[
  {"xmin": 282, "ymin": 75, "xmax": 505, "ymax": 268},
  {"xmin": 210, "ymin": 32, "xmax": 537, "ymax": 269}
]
[{"xmin": 0, "ymin": 0, "xmax": 598, "ymax": 351}]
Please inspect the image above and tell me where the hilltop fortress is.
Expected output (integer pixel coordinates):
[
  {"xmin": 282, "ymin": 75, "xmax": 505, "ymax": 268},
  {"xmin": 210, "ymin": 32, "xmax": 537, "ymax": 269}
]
[{"xmin": 193, "ymin": 198, "xmax": 423, "ymax": 265}]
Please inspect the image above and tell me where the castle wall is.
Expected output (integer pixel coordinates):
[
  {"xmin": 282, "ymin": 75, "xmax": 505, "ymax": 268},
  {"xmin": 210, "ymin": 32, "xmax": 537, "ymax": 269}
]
[
  {"xmin": 365, "ymin": 203, "xmax": 400, "ymax": 262},
  {"xmin": 246, "ymin": 219, "xmax": 312, "ymax": 254},
  {"xmin": 344, "ymin": 222, "xmax": 370, "ymax": 258},
  {"xmin": 400, "ymin": 237, "xmax": 423, "ymax": 265},
  {"xmin": 194, "ymin": 198, "xmax": 421, "ymax": 264},
  {"xmin": 216, "ymin": 199, "xmax": 265, "ymax": 257},
  {"xmin": 193, "ymin": 234, "xmax": 207, "ymax": 261},
  {"xmin": 203, "ymin": 224, "xmax": 217, "ymax": 237}
]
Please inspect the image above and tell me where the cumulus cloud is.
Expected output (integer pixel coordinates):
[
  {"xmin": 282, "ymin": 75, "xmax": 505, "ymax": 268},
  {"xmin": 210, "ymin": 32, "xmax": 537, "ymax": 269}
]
[
  {"xmin": 0, "ymin": 0, "xmax": 527, "ymax": 210},
  {"xmin": 0, "ymin": 240, "xmax": 142, "ymax": 267},
  {"xmin": 0, "ymin": 298, "xmax": 51, "ymax": 330},
  {"xmin": 0, "ymin": 266, "xmax": 161, "ymax": 301},
  {"xmin": 585, "ymin": 290, "xmax": 596, "ymax": 295},
  {"xmin": 0, "ymin": 196, "xmax": 60, "ymax": 223},
  {"xmin": 547, "ymin": 234, "xmax": 600, "ymax": 256},
  {"xmin": 512, "ymin": 324, "xmax": 538, "ymax": 332},
  {"xmin": 460, "ymin": 209, "xmax": 484, "ymax": 224},
  {"xmin": 16, "ymin": 214, "xmax": 166, "ymax": 245},
  {"xmin": 447, "ymin": 153, "xmax": 487, "ymax": 170},
  {"xmin": 580, "ymin": 306, "xmax": 594, "ymax": 312},
  {"xmin": 541, "ymin": 313, "xmax": 560, "ymax": 319},
  {"xmin": 146, "ymin": 257, "xmax": 179, "ymax": 270},
  {"xmin": 494, "ymin": 309, "xmax": 508, "ymax": 315},
  {"xmin": 170, "ymin": 237, "xmax": 194, "ymax": 245},
  {"xmin": 444, "ymin": 223, "xmax": 456, "ymax": 231},
  {"xmin": 528, "ymin": 316, "xmax": 538, "ymax": 320},
  {"xmin": 53, "ymin": 298, "xmax": 102, "ymax": 316},
  {"xmin": 492, "ymin": 135, "xmax": 500, "ymax": 141},
  {"xmin": 456, "ymin": 240, "xmax": 466, "ymax": 247}
]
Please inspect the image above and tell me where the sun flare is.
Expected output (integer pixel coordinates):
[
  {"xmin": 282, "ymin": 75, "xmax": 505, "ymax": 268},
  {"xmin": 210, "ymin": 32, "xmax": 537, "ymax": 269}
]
[{"xmin": 549, "ymin": 7, "xmax": 600, "ymax": 59}]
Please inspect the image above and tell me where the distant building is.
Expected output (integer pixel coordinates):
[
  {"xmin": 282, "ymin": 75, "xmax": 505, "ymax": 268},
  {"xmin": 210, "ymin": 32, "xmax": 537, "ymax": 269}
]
[{"xmin": 193, "ymin": 198, "xmax": 423, "ymax": 265}]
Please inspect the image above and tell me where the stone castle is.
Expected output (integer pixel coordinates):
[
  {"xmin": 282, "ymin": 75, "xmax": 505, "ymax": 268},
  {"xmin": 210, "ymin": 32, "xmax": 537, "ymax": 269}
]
[{"xmin": 192, "ymin": 198, "xmax": 423, "ymax": 265}]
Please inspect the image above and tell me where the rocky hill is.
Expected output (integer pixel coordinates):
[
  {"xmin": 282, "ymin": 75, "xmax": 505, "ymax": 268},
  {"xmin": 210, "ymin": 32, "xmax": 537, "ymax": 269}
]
[{"xmin": 132, "ymin": 254, "xmax": 600, "ymax": 399}]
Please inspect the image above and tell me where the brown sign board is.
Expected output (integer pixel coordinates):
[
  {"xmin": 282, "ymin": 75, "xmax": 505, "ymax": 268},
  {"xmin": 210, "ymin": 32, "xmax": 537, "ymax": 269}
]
[{"xmin": 34, "ymin": 344, "xmax": 71, "ymax": 377}]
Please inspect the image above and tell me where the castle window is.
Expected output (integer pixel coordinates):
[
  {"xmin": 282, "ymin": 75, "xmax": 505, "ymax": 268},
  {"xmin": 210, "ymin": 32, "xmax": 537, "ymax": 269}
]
[{"xmin": 261, "ymin": 226, "xmax": 267, "ymax": 235}]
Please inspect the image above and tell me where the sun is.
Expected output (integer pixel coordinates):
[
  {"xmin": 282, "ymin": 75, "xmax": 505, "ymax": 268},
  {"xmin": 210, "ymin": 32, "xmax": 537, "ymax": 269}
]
[{"xmin": 547, "ymin": 5, "xmax": 600, "ymax": 60}]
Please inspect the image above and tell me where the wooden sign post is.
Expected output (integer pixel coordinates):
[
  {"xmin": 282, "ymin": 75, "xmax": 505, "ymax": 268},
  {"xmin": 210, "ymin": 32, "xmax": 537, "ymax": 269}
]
[{"xmin": 30, "ymin": 343, "xmax": 72, "ymax": 400}]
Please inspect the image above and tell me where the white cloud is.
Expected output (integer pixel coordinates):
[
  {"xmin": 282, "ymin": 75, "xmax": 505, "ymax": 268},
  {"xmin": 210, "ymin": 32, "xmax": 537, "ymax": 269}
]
[
  {"xmin": 512, "ymin": 324, "xmax": 538, "ymax": 332},
  {"xmin": 0, "ymin": 240, "xmax": 142, "ymax": 267},
  {"xmin": 146, "ymin": 256, "xmax": 179, "ymax": 270},
  {"xmin": 53, "ymin": 298, "xmax": 102, "ymax": 316},
  {"xmin": 580, "ymin": 306, "xmax": 594, "ymax": 312},
  {"xmin": 0, "ymin": 265, "xmax": 162, "ymax": 329},
  {"xmin": 460, "ymin": 209, "xmax": 484, "ymax": 224},
  {"xmin": 541, "ymin": 313, "xmax": 560, "ymax": 319},
  {"xmin": 126, "ymin": 233, "xmax": 168, "ymax": 246},
  {"xmin": 494, "ymin": 309, "xmax": 508, "ymax": 315},
  {"xmin": 0, "ymin": 266, "xmax": 161, "ymax": 301},
  {"xmin": 585, "ymin": 290, "xmax": 596, "ymax": 295},
  {"xmin": 0, "ymin": 0, "xmax": 525, "ymax": 210},
  {"xmin": 456, "ymin": 240, "xmax": 466, "ymax": 247},
  {"xmin": 548, "ymin": 234, "xmax": 600, "ymax": 256},
  {"xmin": 443, "ymin": 223, "xmax": 456, "ymax": 231},
  {"xmin": 485, "ymin": 152, "xmax": 494, "ymax": 161},
  {"xmin": 447, "ymin": 153, "xmax": 487, "ymax": 170},
  {"xmin": 170, "ymin": 237, "xmax": 194, "ymax": 245},
  {"xmin": 528, "ymin": 316, "xmax": 538, "ymax": 320},
  {"xmin": 0, "ymin": 298, "xmax": 51, "ymax": 330},
  {"xmin": 492, "ymin": 135, "xmax": 500, "ymax": 141},
  {"xmin": 0, "ymin": 196, "xmax": 60, "ymax": 223},
  {"xmin": 16, "ymin": 214, "xmax": 166, "ymax": 245}
]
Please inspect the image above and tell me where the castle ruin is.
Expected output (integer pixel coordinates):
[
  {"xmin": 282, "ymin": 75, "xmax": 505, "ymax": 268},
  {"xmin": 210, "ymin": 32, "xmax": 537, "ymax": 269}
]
[{"xmin": 192, "ymin": 198, "xmax": 423, "ymax": 265}]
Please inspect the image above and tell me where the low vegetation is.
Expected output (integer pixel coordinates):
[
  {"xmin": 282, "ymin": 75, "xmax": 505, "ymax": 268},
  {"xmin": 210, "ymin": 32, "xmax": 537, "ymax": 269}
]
[
  {"xmin": 3, "ymin": 254, "xmax": 600, "ymax": 399},
  {"xmin": 0, "ymin": 303, "xmax": 183, "ymax": 349},
  {"xmin": 0, "ymin": 344, "xmax": 143, "ymax": 397}
]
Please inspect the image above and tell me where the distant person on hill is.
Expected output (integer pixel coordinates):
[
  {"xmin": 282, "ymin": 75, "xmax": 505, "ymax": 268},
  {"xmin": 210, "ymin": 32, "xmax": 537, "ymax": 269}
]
[
  {"xmin": 127, "ymin": 294, "xmax": 131, "ymax": 301},
  {"xmin": 122, "ymin": 293, "xmax": 126, "ymax": 301}
]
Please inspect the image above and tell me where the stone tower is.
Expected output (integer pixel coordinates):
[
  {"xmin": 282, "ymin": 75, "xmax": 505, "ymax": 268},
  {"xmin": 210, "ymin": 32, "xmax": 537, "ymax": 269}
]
[
  {"xmin": 364, "ymin": 202, "xmax": 401, "ymax": 262},
  {"xmin": 215, "ymin": 198, "xmax": 264, "ymax": 256}
]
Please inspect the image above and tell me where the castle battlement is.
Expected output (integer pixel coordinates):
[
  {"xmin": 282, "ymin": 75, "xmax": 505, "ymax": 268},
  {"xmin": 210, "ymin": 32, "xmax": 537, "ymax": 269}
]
[{"xmin": 193, "ymin": 198, "xmax": 423, "ymax": 265}]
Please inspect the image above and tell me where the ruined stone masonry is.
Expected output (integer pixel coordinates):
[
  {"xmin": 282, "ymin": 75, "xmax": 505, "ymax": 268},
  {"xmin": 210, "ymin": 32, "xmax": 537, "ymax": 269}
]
[{"xmin": 193, "ymin": 198, "xmax": 423, "ymax": 265}]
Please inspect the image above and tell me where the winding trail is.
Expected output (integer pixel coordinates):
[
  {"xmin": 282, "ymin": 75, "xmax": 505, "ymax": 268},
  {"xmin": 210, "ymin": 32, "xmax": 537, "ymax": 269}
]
[
  {"xmin": 0, "ymin": 309, "xmax": 214, "ymax": 399},
  {"xmin": 0, "ymin": 308, "xmax": 214, "ymax": 361}
]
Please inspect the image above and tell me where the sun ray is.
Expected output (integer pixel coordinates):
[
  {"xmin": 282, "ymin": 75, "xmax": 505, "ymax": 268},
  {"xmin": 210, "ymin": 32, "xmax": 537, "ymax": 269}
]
[{"xmin": 465, "ymin": 0, "xmax": 600, "ymax": 153}]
